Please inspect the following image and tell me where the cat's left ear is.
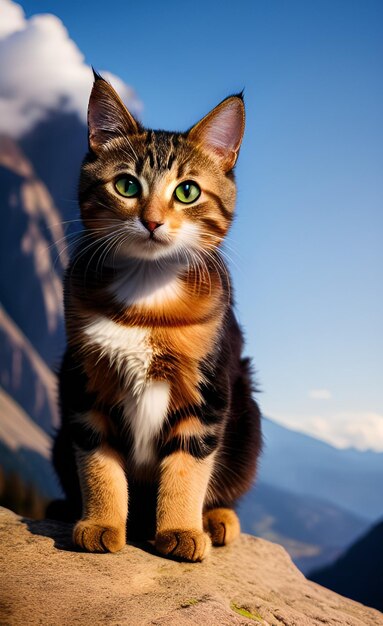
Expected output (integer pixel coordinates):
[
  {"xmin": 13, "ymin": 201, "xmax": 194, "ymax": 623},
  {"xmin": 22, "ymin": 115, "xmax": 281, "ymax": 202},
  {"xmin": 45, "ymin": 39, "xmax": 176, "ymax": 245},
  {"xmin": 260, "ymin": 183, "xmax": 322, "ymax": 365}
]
[
  {"xmin": 188, "ymin": 94, "xmax": 245, "ymax": 171},
  {"xmin": 88, "ymin": 70, "xmax": 140, "ymax": 152}
]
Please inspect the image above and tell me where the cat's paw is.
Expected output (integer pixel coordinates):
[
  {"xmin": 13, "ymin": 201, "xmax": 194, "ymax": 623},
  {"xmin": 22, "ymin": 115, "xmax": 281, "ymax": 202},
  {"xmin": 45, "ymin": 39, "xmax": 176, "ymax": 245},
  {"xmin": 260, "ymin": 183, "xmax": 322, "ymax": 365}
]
[
  {"xmin": 203, "ymin": 508, "xmax": 240, "ymax": 546},
  {"xmin": 73, "ymin": 520, "xmax": 125, "ymax": 553},
  {"xmin": 155, "ymin": 529, "xmax": 211, "ymax": 562}
]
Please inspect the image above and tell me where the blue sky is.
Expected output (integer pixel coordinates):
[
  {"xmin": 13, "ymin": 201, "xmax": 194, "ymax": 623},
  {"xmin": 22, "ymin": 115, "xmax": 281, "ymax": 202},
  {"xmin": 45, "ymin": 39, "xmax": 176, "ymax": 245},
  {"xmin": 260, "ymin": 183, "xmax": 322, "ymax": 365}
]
[{"xmin": 16, "ymin": 1, "xmax": 383, "ymax": 448}]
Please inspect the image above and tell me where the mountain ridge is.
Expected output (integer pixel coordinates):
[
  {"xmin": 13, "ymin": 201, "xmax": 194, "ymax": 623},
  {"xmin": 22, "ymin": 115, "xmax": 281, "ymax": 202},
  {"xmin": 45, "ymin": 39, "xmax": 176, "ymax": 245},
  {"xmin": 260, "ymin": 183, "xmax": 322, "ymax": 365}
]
[
  {"xmin": 309, "ymin": 519, "xmax": 383, "ymax": 612},
  {"xmin": 0, "ymin": 304, "xmax": 59, "ymax": 432},
  {"xmin": 238, "ymin": 478, "xmax": 369, "ymax": 573},
  {"xmin": 259, "ymin": 417, "xmax": 383, "ymax": 520}
]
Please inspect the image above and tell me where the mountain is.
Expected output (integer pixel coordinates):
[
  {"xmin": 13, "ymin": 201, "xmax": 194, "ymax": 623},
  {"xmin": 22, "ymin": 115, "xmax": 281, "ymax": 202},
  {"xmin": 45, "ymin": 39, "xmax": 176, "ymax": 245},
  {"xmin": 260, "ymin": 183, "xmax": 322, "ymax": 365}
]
[
  {"xmin": 237, "ymin": 480, "xmax": 369, "ymax": 574},
  {"xmin": 0, "ymin": 387, "xmax": 60, "ymax": 499},
  {"xmin": 259, "ymin": 417, "xmax": 383, "ymax": 521},
  {"xmin": 0, "ymin": 135, "xmax": 68, "ymax": 367},
  {"xmin": 0, "ymin": 304, "xmax": 58, "ymax": 433},
  {"xmin": 20, "ymin": 110, "xmax": 88, "ymax": 224},
  {"xmin": 309, "ymin": 519, "xmax": 383, "ymax": 612},
  {"xmin": 0, "ymin": 132, "xmax": 67, "ymax": 506}
]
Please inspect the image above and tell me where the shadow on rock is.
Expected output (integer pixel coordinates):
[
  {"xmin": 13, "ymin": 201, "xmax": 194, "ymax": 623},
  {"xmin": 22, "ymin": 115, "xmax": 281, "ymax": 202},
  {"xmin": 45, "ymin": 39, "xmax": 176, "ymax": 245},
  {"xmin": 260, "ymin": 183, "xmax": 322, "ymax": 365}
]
[
  {"xmin": 22, "ymin": 516, "xmax": 75, "ymax": 551},
  {"xmin": 23, "ymin": 514, "xmax": 158, "ymax": 557}
]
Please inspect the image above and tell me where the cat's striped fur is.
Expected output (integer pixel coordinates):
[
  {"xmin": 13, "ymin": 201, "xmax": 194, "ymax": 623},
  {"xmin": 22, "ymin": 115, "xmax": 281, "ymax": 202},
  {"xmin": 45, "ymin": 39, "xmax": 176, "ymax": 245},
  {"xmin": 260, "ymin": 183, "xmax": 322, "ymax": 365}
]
[{"xmin": 49, "ymin": 73, "xmax": 262, "ymax": 561}]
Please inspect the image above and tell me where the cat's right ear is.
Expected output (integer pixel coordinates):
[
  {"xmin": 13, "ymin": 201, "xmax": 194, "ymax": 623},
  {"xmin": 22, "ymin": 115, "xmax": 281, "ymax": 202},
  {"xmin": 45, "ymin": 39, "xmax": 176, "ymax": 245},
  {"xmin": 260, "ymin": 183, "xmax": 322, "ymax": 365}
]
[
  {"xmin": 88, "ymin": 70, "xmax": 140, "ymax": 152},
  {"xmin": 188, "ymin": 93, "xmax": 245, "ymax": 171}
]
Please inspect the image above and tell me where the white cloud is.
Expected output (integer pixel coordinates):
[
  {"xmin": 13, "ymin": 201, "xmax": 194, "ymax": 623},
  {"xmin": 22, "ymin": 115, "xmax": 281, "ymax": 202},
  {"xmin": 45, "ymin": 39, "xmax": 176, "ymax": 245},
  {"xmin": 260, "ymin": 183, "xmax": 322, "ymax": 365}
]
[
  {"xmin": 270, "ymin": 411, "xmax": 383, "ymax": 452},
  {"xmin": 0, "ymin": 0, "xmax": 140, "ymax": 137},
  {"xmin": 308, "ymin": 388, "xmax": 332, "ymax": 400},
  {"xmin": 0, "ymin": 0, "xmax": 24, "ymax": 38}
]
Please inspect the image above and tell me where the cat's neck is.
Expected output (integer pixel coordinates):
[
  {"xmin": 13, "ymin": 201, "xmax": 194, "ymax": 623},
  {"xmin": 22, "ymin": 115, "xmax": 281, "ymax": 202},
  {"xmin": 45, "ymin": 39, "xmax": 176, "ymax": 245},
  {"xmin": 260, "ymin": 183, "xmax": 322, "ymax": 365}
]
[
  {"xmin": 109, "ymin": 257, "xmax": 184, "ymax": 309},
  {"xmin": 68, "ymin": 243, "xmax": 228, "ymax": 326}
]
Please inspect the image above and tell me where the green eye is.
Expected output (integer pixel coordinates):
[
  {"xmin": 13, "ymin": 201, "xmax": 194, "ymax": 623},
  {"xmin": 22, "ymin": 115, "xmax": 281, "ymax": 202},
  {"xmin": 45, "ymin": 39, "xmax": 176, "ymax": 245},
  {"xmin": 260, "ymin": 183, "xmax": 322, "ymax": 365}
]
[
  {"xmin": 115, "ymin": 176, "xmax": 141, "ymax": 198},
  {"xmin": 174, "ymin": 181, "xmax": 201, "ymax": 204}
]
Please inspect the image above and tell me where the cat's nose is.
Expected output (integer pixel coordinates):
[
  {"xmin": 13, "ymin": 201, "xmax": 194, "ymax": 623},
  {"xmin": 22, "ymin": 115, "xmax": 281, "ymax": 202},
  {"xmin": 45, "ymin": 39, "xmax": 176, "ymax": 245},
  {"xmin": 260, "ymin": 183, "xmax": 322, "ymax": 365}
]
[{"xmin": 141, "ymin": 219, "xmax": 163, "ymax": 232}]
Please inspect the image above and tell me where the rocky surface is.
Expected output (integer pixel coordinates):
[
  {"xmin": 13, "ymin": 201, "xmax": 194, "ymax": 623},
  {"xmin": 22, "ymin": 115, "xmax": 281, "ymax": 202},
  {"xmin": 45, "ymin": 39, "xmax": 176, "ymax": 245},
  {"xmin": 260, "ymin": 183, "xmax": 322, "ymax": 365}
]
[{"xmin": 0, "ymin": 507, "xmax": 382, "ymax": 626}]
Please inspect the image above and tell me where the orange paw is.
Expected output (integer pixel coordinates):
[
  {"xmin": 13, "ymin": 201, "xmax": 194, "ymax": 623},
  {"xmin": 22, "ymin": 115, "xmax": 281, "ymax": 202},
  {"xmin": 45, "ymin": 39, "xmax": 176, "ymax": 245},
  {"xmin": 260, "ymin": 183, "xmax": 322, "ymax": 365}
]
[
  {"xmin": 73, "ymin": 520, "xmax": 125, "ymax": 553},
  {"xmin": 155, "ymin": 529, "xmax": 211, "ymax": 562},
  {"xmin": 203, "ymin": 508, "xmax": 240, "ymax": 546}
]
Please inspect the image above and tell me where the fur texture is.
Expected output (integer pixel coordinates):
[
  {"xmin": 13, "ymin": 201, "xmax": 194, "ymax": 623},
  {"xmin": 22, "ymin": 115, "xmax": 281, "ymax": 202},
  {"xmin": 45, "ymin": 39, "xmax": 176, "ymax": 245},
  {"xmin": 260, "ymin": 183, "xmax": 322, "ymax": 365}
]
[{"xmin": 49, "ymin": 73, "xmax": 262, "ymax": 561}]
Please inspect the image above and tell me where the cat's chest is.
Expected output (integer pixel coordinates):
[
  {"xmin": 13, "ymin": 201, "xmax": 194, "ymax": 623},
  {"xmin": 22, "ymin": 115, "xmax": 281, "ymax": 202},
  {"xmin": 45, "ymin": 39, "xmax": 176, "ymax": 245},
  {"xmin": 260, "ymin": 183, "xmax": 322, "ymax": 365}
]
[
  {"xmin": 84, "ymin": 316, "xmax": 152, "ymax": 389},
  {"xmin": 83, "ymin": 316, "xmax": 169, "ymax": 466},
  {"xmin": 110, "ymin": 261, "xmax": 182, "ymax": 308}
]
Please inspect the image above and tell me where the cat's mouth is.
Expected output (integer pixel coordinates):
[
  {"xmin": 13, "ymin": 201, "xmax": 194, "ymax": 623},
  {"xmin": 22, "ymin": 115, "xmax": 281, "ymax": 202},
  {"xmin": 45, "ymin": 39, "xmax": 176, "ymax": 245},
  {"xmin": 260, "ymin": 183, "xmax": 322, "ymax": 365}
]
[
  {"xmin": 124, "ymin": 230, "xmax": 173, "ymax": 260},
  {"xmin": 144, "ymin": 231, "xmax": 169, "ymax": 246},
  {"xmin": 116, "ymin": 220, "xmax": 199, "ymax": 262}
]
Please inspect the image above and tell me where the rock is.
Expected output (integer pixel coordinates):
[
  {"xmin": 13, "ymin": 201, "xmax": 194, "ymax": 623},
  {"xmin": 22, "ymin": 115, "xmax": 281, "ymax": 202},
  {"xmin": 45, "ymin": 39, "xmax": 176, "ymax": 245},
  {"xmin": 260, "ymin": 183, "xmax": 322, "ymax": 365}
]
[{"xmin": 0, "ymin": 507, "xmax": 382, "ymax": 626}]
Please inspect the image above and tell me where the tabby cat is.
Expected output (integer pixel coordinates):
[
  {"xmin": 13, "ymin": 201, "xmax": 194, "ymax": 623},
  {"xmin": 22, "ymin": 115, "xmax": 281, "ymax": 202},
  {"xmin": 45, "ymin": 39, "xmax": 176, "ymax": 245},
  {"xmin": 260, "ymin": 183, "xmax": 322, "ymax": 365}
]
[{"xmin": 50, "ymin": 72, "xmax": 262, "ymax": 562}]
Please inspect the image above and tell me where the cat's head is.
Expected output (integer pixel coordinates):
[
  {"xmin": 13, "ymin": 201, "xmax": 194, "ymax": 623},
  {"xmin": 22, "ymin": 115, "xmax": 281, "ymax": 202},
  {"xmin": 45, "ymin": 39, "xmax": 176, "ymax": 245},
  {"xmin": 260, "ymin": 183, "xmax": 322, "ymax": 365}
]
[{"xmin": 79, "ymin": 73, "xmax": 245, "ymax": 263}]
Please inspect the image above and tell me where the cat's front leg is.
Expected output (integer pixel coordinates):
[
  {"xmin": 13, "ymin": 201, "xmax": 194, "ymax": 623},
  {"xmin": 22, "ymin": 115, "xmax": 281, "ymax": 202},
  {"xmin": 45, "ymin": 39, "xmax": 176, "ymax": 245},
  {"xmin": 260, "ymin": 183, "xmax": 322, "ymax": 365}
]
[
  {"xmin": 155, "ymin": 440, "xmax": 215, "ymax": 562},
  {"xmin": 73, "ymin": 443, "xmax": 128, "ymax": 553}
]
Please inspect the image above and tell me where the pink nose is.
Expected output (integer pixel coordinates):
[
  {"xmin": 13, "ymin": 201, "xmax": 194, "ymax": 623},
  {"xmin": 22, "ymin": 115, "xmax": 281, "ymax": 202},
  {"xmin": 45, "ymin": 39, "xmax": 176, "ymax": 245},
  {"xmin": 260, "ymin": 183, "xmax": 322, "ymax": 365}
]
[{"xmin": 141, "ymin": 220, "xmax": 163, "ymax": 232}]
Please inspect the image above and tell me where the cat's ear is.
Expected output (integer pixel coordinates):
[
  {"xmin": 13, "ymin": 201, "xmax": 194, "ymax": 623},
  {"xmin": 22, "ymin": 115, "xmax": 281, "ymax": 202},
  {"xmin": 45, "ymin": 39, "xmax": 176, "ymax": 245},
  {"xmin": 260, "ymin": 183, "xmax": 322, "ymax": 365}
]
[
  {"xmin": 188, "ymin": 94, "xmax": 245, "ymax": 171},
  {"xmin": 88, "ymin": 70, "xmax": 140, "ymax": 152}
]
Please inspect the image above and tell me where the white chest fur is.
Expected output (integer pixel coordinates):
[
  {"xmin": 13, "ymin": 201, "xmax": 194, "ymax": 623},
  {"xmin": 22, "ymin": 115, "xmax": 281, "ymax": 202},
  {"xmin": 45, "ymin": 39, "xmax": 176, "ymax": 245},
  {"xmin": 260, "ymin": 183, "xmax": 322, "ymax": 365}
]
[
  {"xmin": 83, "ymin": 316, "xmax": 169, "ymax": 465},
  {"xmin": 110, "ymin": 259, "xmax": 181, "ymax": 308}
]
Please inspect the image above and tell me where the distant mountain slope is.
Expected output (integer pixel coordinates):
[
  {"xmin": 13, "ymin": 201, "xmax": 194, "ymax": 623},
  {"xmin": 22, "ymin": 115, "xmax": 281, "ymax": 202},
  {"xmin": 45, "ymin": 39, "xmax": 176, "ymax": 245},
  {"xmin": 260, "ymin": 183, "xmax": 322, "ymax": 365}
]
[
  {"xmin": 0, "ymin": 386, "xmax": 51, "ymax": 458},
  {"xmin": 20, "ymin": 111, "xmax": 88, "ymax": 224},
  {"xmin": 0, "ymin": 388, "xmax": 59, "ymax": 499},
  {"xmin": 0, "ymin": 305, "xmax": 58, "ymax": 432},
  {"xmin": 0, "ymin": 135, "xmax": 67, "ymax": 366},
  {"xmin": 259, "ymin": 417, "xmax": 383, "ymax": 520},
  {"xmin": 237, "ymin": 480, "xmax": 369, "ymax": 574},
  {"xmin": 309, "ymin": 519, "xmax": 383, "ymax": 612}
]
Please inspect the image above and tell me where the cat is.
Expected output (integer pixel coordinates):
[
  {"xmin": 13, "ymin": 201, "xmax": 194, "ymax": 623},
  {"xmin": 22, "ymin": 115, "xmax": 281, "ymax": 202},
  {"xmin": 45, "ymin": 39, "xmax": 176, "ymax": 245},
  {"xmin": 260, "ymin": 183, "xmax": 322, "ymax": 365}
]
[{"xmin": 50, "ymin": 71, "xmax": 262, "ymax": 562}]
